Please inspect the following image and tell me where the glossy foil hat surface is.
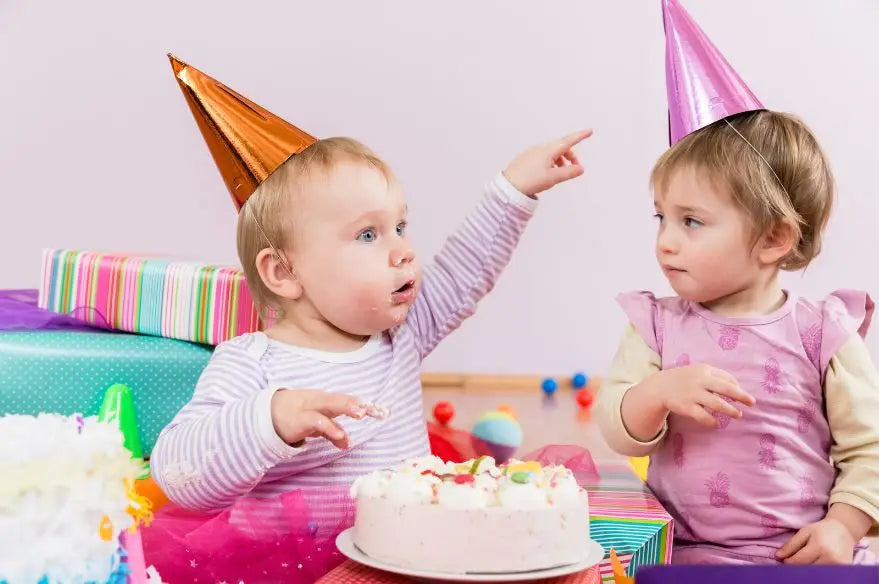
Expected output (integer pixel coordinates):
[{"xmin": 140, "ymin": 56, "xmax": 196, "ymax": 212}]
[
  {"xmin": 663, "ymin": 0, "xmax": 764, "ymax": 145},
  {"xmin": 168, "ymin": 54, "xmax": 317, "ymax": 210}
]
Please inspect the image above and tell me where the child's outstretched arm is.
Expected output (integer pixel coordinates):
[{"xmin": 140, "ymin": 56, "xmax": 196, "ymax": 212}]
[
  {"xmin": 778, "ymin": 334, "xmax": 879, "ymax": 564},
  {"xmin": 150, "ymin": 339, "xmax": 366, "ymax": 512},
  {"xmin": 406, "ymin": 130, "xmax": 591, "ymax": 358},
  {"xmin": 597, "ymin": 325, "xmax": 754, "ymax": 456}
]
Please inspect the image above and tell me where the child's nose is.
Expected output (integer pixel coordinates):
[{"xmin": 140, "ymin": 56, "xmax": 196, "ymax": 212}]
[
  {"xmin": 657, "ymin": 228, "xmax": 678, "ymax": 255},
  {"xmin": 391, "ymin": 246, "xmax": 415, "ymax": 267}
]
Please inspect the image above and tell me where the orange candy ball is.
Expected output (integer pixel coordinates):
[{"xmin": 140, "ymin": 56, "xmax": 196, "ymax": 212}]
[{"xmin": 497, "ymin": 404, "xmax": 517, "ymax": 418}]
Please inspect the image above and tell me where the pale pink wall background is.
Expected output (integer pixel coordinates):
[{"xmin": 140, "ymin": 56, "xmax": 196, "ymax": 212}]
[{"xmin": 1, "ymin": 1, "xmax": 877, "ymax": 375}]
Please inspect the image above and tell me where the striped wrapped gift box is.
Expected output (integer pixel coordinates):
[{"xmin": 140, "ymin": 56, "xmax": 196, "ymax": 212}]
[
  {"xmin": 38, "ymin": 249, "xmax": 266, "ymax": 345},
  {"xmin": 584, "ymin": 464, "xmax": 674, "ymax": 582}
]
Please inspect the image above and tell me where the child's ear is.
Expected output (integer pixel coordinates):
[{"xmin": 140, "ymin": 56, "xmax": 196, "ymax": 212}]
[
  {"xmin": 255, "ymin": 248, "xmax": 302, "ymax": 300},
  {"xmin": 757, "ymin": 219, "xmax": 797, "ymax": 266}
]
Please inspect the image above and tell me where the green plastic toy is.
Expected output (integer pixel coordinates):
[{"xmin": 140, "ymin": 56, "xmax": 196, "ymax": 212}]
[{"xmin": 98, "ymin": 383, "xmax": 149, "ymax": 479}]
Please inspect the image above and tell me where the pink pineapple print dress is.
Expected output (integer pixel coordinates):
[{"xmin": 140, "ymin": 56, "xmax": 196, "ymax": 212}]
[{"xmin": 617, "ymin": 289, "xmax": 875, "ymax": 564}]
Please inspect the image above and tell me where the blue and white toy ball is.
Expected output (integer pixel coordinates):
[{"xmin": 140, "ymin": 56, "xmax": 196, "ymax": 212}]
[{"xmin": 470, "ymin": 411, "xmax": 523, "ymax": 464}]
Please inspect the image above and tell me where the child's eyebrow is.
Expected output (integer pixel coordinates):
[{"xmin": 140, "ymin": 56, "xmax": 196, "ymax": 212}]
[
  {"xmin": 675, "ymin": 204, "xmax": 708, "ymax": 215},
  {"xmin": 654, "ymin": 200, "xmax": 708, "ymax": 215},
  {"xmin": 348, "ymin": 209, "xmax": 387, "ymax": 227},
  {"xmin": 348, "ymin": 204, "xmax": 408, "ymax": 229}
]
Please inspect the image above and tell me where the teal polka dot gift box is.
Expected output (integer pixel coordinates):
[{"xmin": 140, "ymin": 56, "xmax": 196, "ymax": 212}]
[{"xmin": 0, "ymin": 290, "xmax": 212, "ymax": 454}]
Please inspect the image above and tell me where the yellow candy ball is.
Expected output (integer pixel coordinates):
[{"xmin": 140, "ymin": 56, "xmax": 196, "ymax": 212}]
[
  {"xmin": 98, "ymin": 515, "xmax": 114, "ymax": 542},
  {"xmin": 506, "ymin": 461, "xmax": 543, "ymax": 475}
]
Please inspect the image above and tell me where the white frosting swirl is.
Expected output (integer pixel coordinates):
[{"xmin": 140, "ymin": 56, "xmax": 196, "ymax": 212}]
[
  {"xmin": 405, "ymin": 455, "xmax": 456, "ymax": 475},
  {"xmin": 545, "ymin": 467, "xmax": 584, "ymax": 506},
  {"xmin": 350, "ymin": 470, "xmax": 392, "ymax": 499},
  {"xmin": 385, "ymin": 471, "xmax": 439, "ymax": 505}
]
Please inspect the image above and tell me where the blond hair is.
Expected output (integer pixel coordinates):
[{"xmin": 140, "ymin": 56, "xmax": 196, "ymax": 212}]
[
  {"xmin": 651, "ymin": 110, "xmax": 834, "ymax": 271},
  {"xmin": 236, "ymin": 137, "xmax": 391, "ymax": 313}
]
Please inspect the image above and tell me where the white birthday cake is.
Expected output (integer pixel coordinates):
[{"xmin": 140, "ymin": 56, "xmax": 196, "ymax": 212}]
[
  {"xmin": 350, "ymin": 455, "xmax": 591, "ymax": 574},
  {"xmin": 0, "ymin": 413, "xmax": 152, "ymax": 584}
]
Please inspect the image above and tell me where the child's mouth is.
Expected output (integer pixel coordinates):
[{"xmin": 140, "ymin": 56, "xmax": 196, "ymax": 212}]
[{"xmin": 390, "ymin": 280, "xmax": 416, "ymax": 304}]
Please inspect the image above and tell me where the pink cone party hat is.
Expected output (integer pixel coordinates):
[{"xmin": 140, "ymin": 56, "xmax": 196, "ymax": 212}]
[{"xmin": 663, "ymin": 0, "xmax": 764, "ymax": 145}]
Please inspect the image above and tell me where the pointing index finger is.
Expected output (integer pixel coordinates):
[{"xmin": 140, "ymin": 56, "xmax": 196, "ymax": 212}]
[{"xmin": 553, "ymin": 129, "xmax": 593, "ymax": 156}]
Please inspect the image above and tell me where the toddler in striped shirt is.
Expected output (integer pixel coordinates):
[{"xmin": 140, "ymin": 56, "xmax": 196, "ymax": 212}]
[{"xmin": 150, "ymin": 131, "xmax": 591, "ymax": 525}]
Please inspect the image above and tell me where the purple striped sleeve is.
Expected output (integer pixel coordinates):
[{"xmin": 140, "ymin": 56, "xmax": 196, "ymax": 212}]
[
  {"xmin": 406, "ymin": 172, "xmax": 537, "ymax": 358},
  {"xmin": 150, "ymin": 338, "xmax": 304, "ymax": 512}
]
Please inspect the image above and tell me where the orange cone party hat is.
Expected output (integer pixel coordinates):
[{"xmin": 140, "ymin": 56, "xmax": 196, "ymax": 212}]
[{"xmin": 168, "ymin": 54, "xmax": 317, "ymax": 211}]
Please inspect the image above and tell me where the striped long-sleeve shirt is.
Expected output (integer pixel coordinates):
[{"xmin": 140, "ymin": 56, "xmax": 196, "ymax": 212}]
[{"xmin": 150, "ymin": 173, "xmax": 537, "ymax": 519}]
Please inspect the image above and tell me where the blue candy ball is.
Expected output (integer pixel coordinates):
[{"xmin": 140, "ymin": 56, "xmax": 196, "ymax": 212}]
[
  {"xmin": 541, "ymin": 377, "xmax": 558, "ymax": 395},
  {"xmin": 572, "ymin": 372, "xmax": 589, "ymax": 389}
]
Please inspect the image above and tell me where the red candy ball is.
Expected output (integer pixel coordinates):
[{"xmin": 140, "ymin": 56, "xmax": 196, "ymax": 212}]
[
  {"xmin": 576, "ymin": 389, "xmax": 594, "ymax": 409},
  {"xmin": 433, "ymin": 401, "xmax": 455, "ymax": 425}
]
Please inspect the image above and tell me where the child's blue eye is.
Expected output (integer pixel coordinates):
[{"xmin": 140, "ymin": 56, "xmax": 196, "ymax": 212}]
[
  {"xmin": 396, "ymin": 221, "xmax": 407, "ymax": 236},
  {"xmin": 357, "ymin": 228, "xmax": 377, "ymax": 242},
  {"xmin": 653, "ymin": 213, "xmax": 664, "ymax": 223},
  {"xmin": 683, "ymin": 217, "xmax": 703, "ymax": 228}
]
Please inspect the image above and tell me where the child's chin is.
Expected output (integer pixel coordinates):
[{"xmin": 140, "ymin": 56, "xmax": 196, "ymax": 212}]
[
  {"xmin": 676, "ymin": 291, "xmax": 720, "ymax": 306},
  {"xmin": 363, "ymin": 306, "xmax": 412, "ymax": 331},
  {"xmin": 669, "ymin": 283, "xmax": 702, "ymax": 302},
  {"xmin": 387, "ymin": 303, "xmax": 413, "ymax": 326}
]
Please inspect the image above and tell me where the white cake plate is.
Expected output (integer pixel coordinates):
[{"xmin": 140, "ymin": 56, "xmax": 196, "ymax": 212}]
[{"xmin": 335, "ymin": 528, "xmax": 605, "ymax": 582}]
